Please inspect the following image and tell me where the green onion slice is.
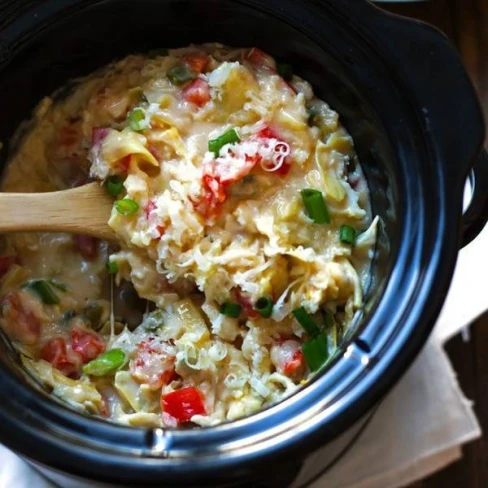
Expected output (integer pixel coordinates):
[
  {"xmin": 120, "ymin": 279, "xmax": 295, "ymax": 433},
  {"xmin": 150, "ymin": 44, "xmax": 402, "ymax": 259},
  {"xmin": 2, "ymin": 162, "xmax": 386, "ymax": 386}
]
[
  {"xmin": 277, "ymin": 63, "xmax": 293, "ymax": 81},
  {"xmin": 300, "ymin": 189, "xmax": 331, "ymax": 224},
  {"xmin": 292, "ymin": 307, "xmax": 320, "ymax": 336},
  {"xmin": 106, "ymin": 259, "xmax": 119, "ymax": 274},
  {"xmin": 127, "ymin": 107, "xmax": 146, "ymax": 132},
  {"xmin": 220, "ymin": 302, "xmax": 242, "ymax": 318},
  {"xmin": 208, "ymin": 128, "xmax": 240, "ymax": 156},
  {"xmin": 339, "ymin": 225, "xmax": 356, "ymax": 245},
  {"xmin": 115, "ymin": 198, "xmax": 139, "ymax": 216},
  {"xmin": 82, "ymin": 349, "xmax": 126, "ymax": 376},
  {"xmin": 106, "ymin": 176, "xmax": 124, "ymax": 197},
  {"xmin": 302, "ymin": 333, "xmax": 329, "ymax": 371},
  {"xmin": 255, "ymin": 296, "xmax": 273, "ymax": 318},
  {"xmin": 167, "ymin": 64, "xmax": 196, "ymax": 85},
  {"xmin": 24, "ymin": 280, "xmax": 60, "ymax": 305}
]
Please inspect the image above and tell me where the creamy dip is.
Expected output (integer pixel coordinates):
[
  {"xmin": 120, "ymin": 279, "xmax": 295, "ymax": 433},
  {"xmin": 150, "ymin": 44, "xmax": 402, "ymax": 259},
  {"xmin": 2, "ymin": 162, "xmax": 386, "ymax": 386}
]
[{"xmin": 0, "ymin": 44, "xmax": 378, "ymax": 427}]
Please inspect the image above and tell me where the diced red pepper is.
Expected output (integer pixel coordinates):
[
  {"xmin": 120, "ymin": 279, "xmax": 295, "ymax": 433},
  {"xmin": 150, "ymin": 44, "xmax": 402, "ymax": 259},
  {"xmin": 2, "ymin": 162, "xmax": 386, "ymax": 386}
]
[
  {"xmin": 202, "ymin": 174, "xmax": 227, "ymax": 203},
  {"xmin": 130, "ymin": 338, "xmax": 176, "ymax": 390},
  {"xmin": 118, "ymin": 155, "xmax": 132, "ymax": 173},
  {"xmin": 91, "ymin": 127, "xmax": 110, "ymax": 147},
  {"xmin": 191, "ymin": 192, "xmax": 222, "ymax": 219},
  {"xmin": 73, "ymin": 235, "xmax": 99, "ymax": 260},
  {"xmin": 255, "ymin": 126, "xmax": 292, "ymax": 177},
  {"xmin": 273, "ymin": 162, "xmax": 291, "ymax": 176},
  {"xmin": 1, "ymin": 292, "xmax": 41, "ymax": 345},
  {"xmin": 193, "ymin": 172, "xmax": 229, "ymax": 219},
  {"xmin": 182, "ymin": 78, "xmax": 211, "ymax": 107},
  {"xmin": 234, "ymin": 289, "xmax": 259, "ymax": 320},
  {"xmin": 161, "ymin": 387, "xmax": 206, "ymax": 423},
  {"xmin": 246, "ymin": 48, "xmax": 276, "ymax": 71},
  {"xmin": 40, "ymin": 337, "xmax": 82, "ymax": 378},
  {"xmin": 283, "ymin": 349, "xmax": 305, "ymax": 376},
  {"xmin": 145, "ymin": 200, "xmax": 157, "ymax": 219},
  {"xmin": 271, "ymin": 339, "xmax": 306, "ymax": 378},
  {"xmin": 184, "ymin": 52, "xmax": 209, "ymax": 74},
  {"xmin": 0, "ymin": 255, "xmax": 18, "ymax": 279},
  {"xmin": 257, "ymin": 126, "xmax": 279, "ymax": 140},
  {"xmin": 71, "ymin": 327, "xmax": 105, "ymax": 364},
  {"xmin": 145, "ymin": 201, "xmax": 166, "ymax": 237}
]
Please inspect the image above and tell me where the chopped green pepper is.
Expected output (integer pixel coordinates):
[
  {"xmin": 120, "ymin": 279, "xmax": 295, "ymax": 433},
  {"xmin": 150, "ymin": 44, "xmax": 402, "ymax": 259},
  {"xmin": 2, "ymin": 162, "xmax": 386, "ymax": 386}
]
[
  {"xmin": 255, "ymin": 296, "xmax": 273, "ymax": 318},
  {"xmin": 106, "ymin": 175, "xmax": 124, "ymax": 197},
  {"xmin": 127, "ymin": 107, "xmax": 146, "ymax": 132},
  {"xmin": 208, "ymin": 128, "xmax": 240, "ymax": 156},
  {"xmin": 106, "ymin": 259, "xmax": 119, "ymax": 274},
  {"xmin": 167, "ymin": 64, "xmax": 196, "ymax": 85},
  {"xmin": 292, "ymin": 307, "xmax": 320, "ymax": 336},
  {"xmin": 220, "ymin": 302, "xmax": 242, "ymax": 318},
  {"xmin": 302, "ymin": 333, "xmax": 329, "ymax": 371},
  {"xmin": 339, "ymin": 225, "xmax": 356, "ymax": 245},
  {"xmin": 301, "ymin": 189, "xmax": 331, "ymax": 224},
  {"xmin": 115, "ymin": 198, "xmax": 139, "ymax": 216},
  {"xmin": 82, "ymin": 349, "xmax": 126, "ymax": 376},
  {"xmin": 24, "ymin": 280, "xmax": 60, "ymax": 305}
]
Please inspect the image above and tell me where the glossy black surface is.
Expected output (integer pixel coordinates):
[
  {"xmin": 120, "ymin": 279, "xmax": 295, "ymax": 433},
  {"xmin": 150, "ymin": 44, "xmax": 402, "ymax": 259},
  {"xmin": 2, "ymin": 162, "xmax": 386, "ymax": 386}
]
[{"xmin": 0, "ymin": 0, "xmax": 486, "ymax": 486}]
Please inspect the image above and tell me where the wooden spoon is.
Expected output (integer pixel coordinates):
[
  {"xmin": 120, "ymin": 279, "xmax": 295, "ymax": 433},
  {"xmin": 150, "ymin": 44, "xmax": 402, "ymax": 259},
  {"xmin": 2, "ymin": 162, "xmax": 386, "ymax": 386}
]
[{"xmin": 0, "ymin": 182, "xmax": 116, "ymax": 241}]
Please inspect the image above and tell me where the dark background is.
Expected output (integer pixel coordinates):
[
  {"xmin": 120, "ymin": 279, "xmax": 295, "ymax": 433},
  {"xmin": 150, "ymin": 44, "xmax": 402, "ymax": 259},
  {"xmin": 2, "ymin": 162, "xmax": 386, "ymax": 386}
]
[{"xmin": 380, "ymin": 2, "xmax": 488, "ymax": 486}]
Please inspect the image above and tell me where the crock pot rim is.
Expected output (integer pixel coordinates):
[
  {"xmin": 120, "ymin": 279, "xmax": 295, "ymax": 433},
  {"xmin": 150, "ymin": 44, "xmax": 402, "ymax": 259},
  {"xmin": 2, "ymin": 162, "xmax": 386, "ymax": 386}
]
[{"xmin": 0, "ymin": 0, "xmax": 485, "ymax": 483}]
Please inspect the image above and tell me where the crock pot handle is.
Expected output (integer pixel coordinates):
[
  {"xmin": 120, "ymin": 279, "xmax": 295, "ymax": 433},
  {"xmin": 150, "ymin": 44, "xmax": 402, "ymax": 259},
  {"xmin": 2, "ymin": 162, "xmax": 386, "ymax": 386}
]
[
  {"xmin": 360, "ymin": 5, "xmax": 486, "ymax": 176},
  {"xmin": 359, "ymin": 3, "xmax": 488, "ymax": 246},
  {"xmin": 461, "ymin": 150, "xmax": 488, "ymax": 248}
]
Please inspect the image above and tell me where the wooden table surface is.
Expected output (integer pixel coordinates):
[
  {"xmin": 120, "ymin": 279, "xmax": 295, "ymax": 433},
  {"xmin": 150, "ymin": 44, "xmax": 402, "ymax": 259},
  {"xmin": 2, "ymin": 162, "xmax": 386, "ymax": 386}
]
[{"xmin": 378, "ymin": 1, "xmax": 488, "ymax": 486}]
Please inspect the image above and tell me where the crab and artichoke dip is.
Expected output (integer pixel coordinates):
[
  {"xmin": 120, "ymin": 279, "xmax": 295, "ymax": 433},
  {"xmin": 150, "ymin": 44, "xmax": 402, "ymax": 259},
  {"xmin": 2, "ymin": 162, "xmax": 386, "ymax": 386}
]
[{"xmin": 0, "ymin": 44, "xmax": 378, "ymax": 428}]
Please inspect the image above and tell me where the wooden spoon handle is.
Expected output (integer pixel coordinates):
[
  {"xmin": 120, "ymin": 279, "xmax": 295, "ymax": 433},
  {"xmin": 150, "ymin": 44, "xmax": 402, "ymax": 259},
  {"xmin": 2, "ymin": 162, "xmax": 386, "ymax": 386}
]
[{"xmin": 0, "ymin": 182, "xmax": 115, "ymax": 241}]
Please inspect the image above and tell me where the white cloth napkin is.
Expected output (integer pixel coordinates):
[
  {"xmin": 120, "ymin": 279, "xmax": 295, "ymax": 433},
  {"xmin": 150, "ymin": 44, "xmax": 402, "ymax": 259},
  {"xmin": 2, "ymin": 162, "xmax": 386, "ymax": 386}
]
[
  {"xmin": 307, "ymin": 213, "xmax": 486, "ymax": 487},
  {"xmin": 0, "ymin": 218, "xmax": 485, "ymax": 488}
]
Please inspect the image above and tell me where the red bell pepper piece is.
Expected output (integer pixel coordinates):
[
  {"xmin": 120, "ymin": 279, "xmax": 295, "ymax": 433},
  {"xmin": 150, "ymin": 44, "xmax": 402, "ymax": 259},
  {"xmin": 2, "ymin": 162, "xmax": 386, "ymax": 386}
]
[
  {"xmin": 246, "ymin": 48, "xmax": 276, "ymax": 71},
  {"xmin": 91, "ymin": 127, "xmax": 110, "ymax": 147},
  {"xmin": 184, "ymin": 52, "xmax": 209, "ymax": 74},
  {"xmin": 283, "ymin": 349, "xmax": 305, "ymax": 376},
  {"xmin": 71, "ymin": 327, "xmax": 105, "ymax": 364},
  {"xmin": 130, "ymin": 338, "xmax": 176, "ymax": 390},
  {"xmin": 1, "ymin": 291, "xmax": 41, "ymax": 345},
  {"xmin": 40, "ymin": 337, "xmax": 82, "ymax": 378},
  {"xmin": 145, "ymin": 200, "xmax": 157, "ymax": 219},
  {"xmin": 182, "ymin": 78, "xmax": 211, "ymax": 107},
  {"xmin": 73, "ymin": 235, "xmax": 99, "ymax": 260},
  {"xmin": 161, "ymin": 387, "xmax": 206, "ymax": 423},
  {"xmin": 234, "ymin": 289, "xmax": 259, "ymax": 319}
]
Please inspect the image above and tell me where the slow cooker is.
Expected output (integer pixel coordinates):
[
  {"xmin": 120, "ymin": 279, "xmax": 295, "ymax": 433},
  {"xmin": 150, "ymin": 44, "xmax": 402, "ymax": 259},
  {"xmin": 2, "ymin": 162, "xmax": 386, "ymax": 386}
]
[{"xmin": 0, "ymin": 0, "xmax": 487, "ymax": 486}]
